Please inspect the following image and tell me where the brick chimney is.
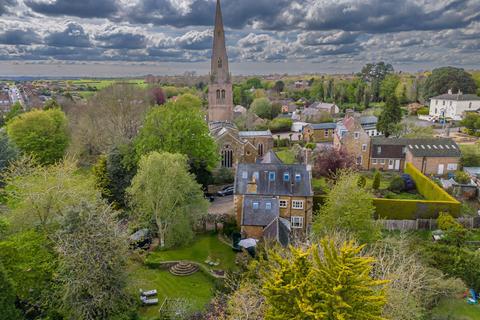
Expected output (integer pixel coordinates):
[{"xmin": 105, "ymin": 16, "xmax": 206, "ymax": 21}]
[
  {"xmin": 345, "ymin": 109, "xmax": 354, "ymax": 119},
  {"xmin": 247, "ymin": 175, "xmax": 257, "ymax": 194}
]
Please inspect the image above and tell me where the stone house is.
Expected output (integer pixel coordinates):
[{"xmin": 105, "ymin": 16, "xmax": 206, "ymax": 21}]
[
  {"xmin": 238, "ymin": 130, "xmax": 274, "ymax": 158},
  {"xmin": 405, "ymin": 138, "xmax": 461, "ymax": 175},
  {"xmin": 360, "ymin": 116, "xmax": 382, "ymax": 137},
  {"xmin": 234, "ymin": 155, "xmax": 314, "ymax": 244},
  {"xmin": 309, "ymin": 102, "xmax": 340, "ymax": 116},
  {"xmin": 303, "ymin": 123, "xmax": 337, "ymax": 142},
  {"xmin": 334, "ymin": 113, "xmax": 371, "ymax": 169}
]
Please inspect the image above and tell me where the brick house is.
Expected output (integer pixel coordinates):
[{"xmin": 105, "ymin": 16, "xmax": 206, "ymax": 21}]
[
  {"xmin": 405, "ymin": 138, "xmax": 461, "ymax": 175},
  {"xmin": 334, "ymin": 112, "xmax": 371, "ymax": 169},
  {"xmin": 369, "ymin": 137, "xmax": 461, "ymax": 175},
  {"xmin": 369, "ymin": 137, "xmax": 409, "ymax": 171},
  {"xmin": 303, "ymin": 122, "xmax": 337, "ymax": 143},
  {"xmin": 234, "ymin": 154, "xmax": 314, "ymax": 244}
]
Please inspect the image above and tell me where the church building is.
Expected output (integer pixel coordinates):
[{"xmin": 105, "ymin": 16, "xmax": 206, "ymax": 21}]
[{"xmin": 208, "ymin": 0, "xmax": 273, "ymax": 169}]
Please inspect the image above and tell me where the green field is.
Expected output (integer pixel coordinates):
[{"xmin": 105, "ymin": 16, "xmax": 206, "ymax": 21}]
[
  {"xmin": 145, "ymin": 233, "xmax": 237, "ymax": 271},
  {"xmin": 128, "ymin": 263, "xmax": 214, "ymax": 320},
  {"xmin": 431, "ymin": 298, "xmax": 480, "ymax": 320},
  {"xmin": 69, "ymin": 79, "xmax": 148, "ymax": 98},
  {"xmin": 275, "ymin": 148, "xmax": 295, "ymax": 164}
]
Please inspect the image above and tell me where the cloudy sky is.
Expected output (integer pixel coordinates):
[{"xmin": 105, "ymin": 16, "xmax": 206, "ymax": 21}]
[{"xmin": 0, "ymin": 0, "xmax": 479, "ymax": 76}]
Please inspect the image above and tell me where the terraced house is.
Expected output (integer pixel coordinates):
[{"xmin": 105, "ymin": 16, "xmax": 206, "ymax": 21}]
[{"xmin": 234, "ymin": 152, "xmax": 314, "ymax": 245}]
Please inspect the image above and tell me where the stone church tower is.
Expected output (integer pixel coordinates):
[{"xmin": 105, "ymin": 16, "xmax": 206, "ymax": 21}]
[{"xmin": 208, "ymin": 0, "xmax": 233, "ymax": 123}]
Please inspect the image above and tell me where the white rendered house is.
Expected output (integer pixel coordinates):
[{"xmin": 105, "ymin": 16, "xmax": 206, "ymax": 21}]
[{"xmin": 429, "ymin": 90, "xmax": 480, "ymax": 121}]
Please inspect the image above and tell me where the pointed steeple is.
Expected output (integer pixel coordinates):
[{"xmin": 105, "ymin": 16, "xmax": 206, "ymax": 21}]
[
  {"xmin": 211, "ymin": 0, "xmax": 229, "ymax": 84},
  {"xmin": 208, "ymin": 0, "xmax": 233, "ymax": 123}
]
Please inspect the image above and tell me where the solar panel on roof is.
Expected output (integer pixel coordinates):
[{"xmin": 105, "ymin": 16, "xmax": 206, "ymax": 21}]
[
  {"xmin": 421, "ymin": 145, "xmax": 425, "ymax": 149},
  {"xmin": 445, "ymin": 145, "xmax": 450, "ymax": 149},
  {"xmin": 439, "ymin": 145, "xmax": 444, "ymax": 149}
]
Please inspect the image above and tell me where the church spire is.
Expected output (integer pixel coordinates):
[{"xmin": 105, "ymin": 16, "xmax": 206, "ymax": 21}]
[
  {"xmin": 208, "ymin": 0, "xmax": 233, "ymax": 122},
  {"xmin": 211, "ymin": 0, "xmax": 229, "ymax": 84}
]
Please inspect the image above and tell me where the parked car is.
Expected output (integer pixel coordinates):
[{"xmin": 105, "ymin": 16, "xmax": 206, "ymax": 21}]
[
  {"xmin": 217, "ymin": 185, "xmax": 234, "ymax": 197},
  {"xmin": 204, "ymin": 194, "xmax": 215, "ymax": 202}
]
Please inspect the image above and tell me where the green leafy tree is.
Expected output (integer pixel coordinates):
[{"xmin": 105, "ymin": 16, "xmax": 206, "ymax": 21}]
[
  {"xmin": 246, "ymin": 78, "xmax": 263, "ymax": 89},
  {"xmin": 135, "ymin": 94, "xmax": 218, "ymax": 170},
  {"xmin": 262, "ymin": 239, "xmax": 388, "ymax": 320},
  {"xmin": 377, "ymin": 96, "xmax": 402, "ymax": 137},
  {"xmin": 360, "ymin": 62, "xmax": 394, "ymax": 102},
  {"xmin": 273, "ymin": 80, "xmax": 285, "ymax": 94},
  {"xmin": 460, "ymin": 144, "xmax": 480, "ymax": 167},
  {"xmin": 128, "ymin": 151, "xmax": 208, "ymax": 248},
  {"xmin": 310, "ymin": 80, "xmax": 325, "ymax": 101},
  {"xmin": 43, "ymin": 98, "xmax": 61, "ymax": 110},
  {"xmin": 0, "ymin": 230, "xmax": 57, "ymax": 316},
  {"xmin": 4, "ymin": 102, "xmax": 23, "ymax": 123},
  {"xmin": 0, "ymin": 130, "xmax": 17, "ymax": 178},
  {"xmin": 314, "ymin": 171, "xmax": 380, "ymax": 243},
  {"xmin": 250, "ymin": 98, "xmax": 275, "ymax": 120},
  {"xmin": 3, "ymin": 159, "xmax": 97, "ymax": 233},
  {"xmin": 423, "ymin": 67, "xmax": 477, "ymax": 100},
  {"xmin": 380, "ymin": 74, "xmax": 400, "ymax": 100},
  {"xmin": 269, "ymin": 118, "xmax": 293, "ymax": 133},
  {"xmin": 56, "ymin": 201, "xmax": 132, "ymax": 320},
  {"xmin": 0, "ymin": 262, "xmax": 22, "ymax": 320},
  {"xmin": 6, "ymin": 109, "xmax": 69, "ymax": 165},
  {"xmin": 460, "ymin": 113, "xmax": 480, "ymax": 134}
]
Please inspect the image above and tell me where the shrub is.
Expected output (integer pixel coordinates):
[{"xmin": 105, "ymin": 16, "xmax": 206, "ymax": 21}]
[
  {"xmin": 416, "ymin": 107, "xmax": 430, "ymax": 115},
  {"xmin": 372, "ymin": 171, "xmax": 381, "ymax": 190},
  {"xmin": 305, "ymin": 143, "xmax": 316, "ymax": 150},
  {"xmin": 389, "ymin": 176, "xmax": 406, "ymax": 193},
  {"xmin": 455, "ymin": 171, "xmax": 471, "ymax": 184},
  {"xmin": 357, "ymin": 175, "xmax": 366, "ymax": 188},
  {"xmin": 274, "ymin": 138, "xmax": 291, "ymax": 148},
  {"xmin": 269, "ymin": 118, "xmax": 293, "ymax": 133},
  {"xmin": 437, "ymin": 212, "xmax": 467, "ymax": 247},
  {"xmin": 212, "ymin": 168, "xmax": 234, "ymax": 185}
]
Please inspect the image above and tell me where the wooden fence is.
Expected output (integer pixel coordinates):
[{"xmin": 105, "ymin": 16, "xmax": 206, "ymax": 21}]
[{"xmin": 381, "ymin": 217, "xmax": 480, "ymax": 231}]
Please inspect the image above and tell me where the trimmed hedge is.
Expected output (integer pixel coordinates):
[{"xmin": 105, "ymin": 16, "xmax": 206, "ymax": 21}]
[
  {"xmin": 374, "ymin": 163, "xmax": 461, "ymax": 219},
  {"xmin": 404, "ymin": 163, "xmax": 459, "ymax": 202}
]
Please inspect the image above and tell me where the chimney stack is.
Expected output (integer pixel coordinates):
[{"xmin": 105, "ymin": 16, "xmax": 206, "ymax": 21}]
[{"xmin": 448, "ymin": 89, "xmax": 453, "ymax": 95}]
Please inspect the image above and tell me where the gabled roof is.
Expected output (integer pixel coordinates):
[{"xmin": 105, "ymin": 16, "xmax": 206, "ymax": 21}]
[
  {"xmin": 406, "ymin": 138, "xmax": 461, "ymax": 158},
  {"xmin": 360, "ymin": 116, "xmax": 378, "ymax": 125},
  {"xmin": 432, "ymin": 94, "xmax": 480, "ymax": 101},
  {"xmin": 235, "ymin": 163, "xmax": 313, "ymax": 197},
  {"xmin": 308, "ymin": 122, "xmax": 337, "ymax": 130},
  {"xmin": 242, "ymin": 196, "xmax": 279, "ymax": 226},
  {"xmin": 371, "ymin": 137, "xmax": 410, "ymax": 146}
]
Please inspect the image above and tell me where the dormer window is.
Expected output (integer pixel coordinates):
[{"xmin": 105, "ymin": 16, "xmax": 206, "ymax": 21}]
[
  {"xmin": 269, "ymin": 172, "xmax": 276, "ymax": 181},
  {"xmin": 253, "ymin": 171, "xmax": 259, "ymax": 180},
  {"xmin": 253, "ymin": 202, "xmax": 259, "ymax": 210},
  {"xmin": 295, "ymin": 173, "xmax": 301, "ymax": 182},
  {"xmin": 265, "ymin": 202, "xmax": 272, "ymax": 210},
  {"xmin": 377, "ymin": 146, "xmax": 382, "ymax": 154},
  {"xmin": 283, "ymin": 172, "xmax": 290, "ymax": 181},
  {"xmin": 242, "ymin": 171, "xmax": 248, "ymax": 179}
]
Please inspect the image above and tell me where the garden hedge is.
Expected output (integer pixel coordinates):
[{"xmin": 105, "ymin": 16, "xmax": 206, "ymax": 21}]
[{"xmin": 375, "ymin": 163, "xmax": 461, "ymax": 219}]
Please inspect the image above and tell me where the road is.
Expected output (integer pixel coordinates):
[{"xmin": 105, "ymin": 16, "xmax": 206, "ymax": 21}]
[{"xmin": 208, "ymin": 195, "xmax": 234, "ymax": 215}]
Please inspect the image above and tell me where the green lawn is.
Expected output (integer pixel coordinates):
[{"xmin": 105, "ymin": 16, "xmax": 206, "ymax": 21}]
[
  {"xmin": 128, "ymin": 262, "xmax": 214, "ymax": 320},
  {"xmin": 275, "ymin": 148, "xmax": 295, "ymax": 164},
  {"xmin": 431, "ymin": 297, "xmax": 480, "ymax": 320},
  {"xmin": 312, "ymin": 177, "xmax": 330, "ymax": 194},
  {"xmin": 146, "ymin": 233, "xmax": 237, "ymax": 271}
]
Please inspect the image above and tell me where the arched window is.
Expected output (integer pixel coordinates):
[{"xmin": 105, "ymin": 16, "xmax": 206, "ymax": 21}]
[
  {"xmin": 221, "ymin": 90, "xmax": 226, "ymax": 100},
  {"xmin": 221, "ymin": 145, "xmax": 233, "ymax": 168},
  {"xmin": 216, "ymin": 90, "xmax": 221, "ymax": 101},
  {"xmin": 258, "ymin": 144, "xmax": 264, "ymax": 157},
  {"xmin": 218, "ymin": 58, "xmax": 222, "ymax": 69}
]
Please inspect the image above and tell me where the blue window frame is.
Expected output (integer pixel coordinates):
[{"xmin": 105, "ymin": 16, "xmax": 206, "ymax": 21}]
[
  {"xmin": 283, "ymin": 172, "xmax": 290, "ymax": 181},
  {"xmin": 265, "ymin": 202, "xmax": 272, "ymax": 210},
  {"xmin": 253, "ymin": 202, "xmax": 259, "ymax": 210},
  {"xmin": 269, "ymin": 172, "xmax": 276, "ymax": 181},
  {"xmin": 295, "ymin": 173, "xmax": 301, "ymax": 182}
]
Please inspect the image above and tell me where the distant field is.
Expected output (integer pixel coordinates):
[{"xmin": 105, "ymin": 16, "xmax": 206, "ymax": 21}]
[{"xmin": 70, "ymin": 79, "xmax": 148, "ymax": 99}]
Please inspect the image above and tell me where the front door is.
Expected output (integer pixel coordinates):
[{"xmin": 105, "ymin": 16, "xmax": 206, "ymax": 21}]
[
  {"xmin": 395, "ymin": 160, "xmax": 400, "ymax": 170},
  {"xmin": 438, "ymin": 164, "xmax": 445, "ymax": 175},
  {"xmin": 388, "ymin": 160, "xmax": 394, "ymax": 170}
]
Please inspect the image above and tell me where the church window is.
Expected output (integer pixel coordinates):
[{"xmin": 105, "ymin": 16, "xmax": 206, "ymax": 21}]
[
  {"xmin": 221, "ymin": 145, "xmax": 233, "ymax": 168},
  {"xmin": 221, "ymin": 90, "xmax": 226, "ymax": 100},
  {"xmin": 216, "ymin": 89, "xmax": 221, "ymax": 100},
  {"xmin": 218, "ymin": 58, "xmax": 222, "ymax": 69},
  {"xmin": 258, "ymin": 143, "xmax": 264, "ymax": 157}
]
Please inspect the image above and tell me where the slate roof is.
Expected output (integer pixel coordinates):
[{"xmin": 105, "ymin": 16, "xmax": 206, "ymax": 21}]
[
  {"xmin": 406, "ymin": 138, "xmax": 461, "ymax": 158},
  {"xmin": 242, "ymin": 196, "xmax": 279, "ymax": 226},
  {"xmin": 360, "ymin": 116, "xmax": 378, "ymax": 125},
  {"xmin": 239, "ymin": 130, "xmax": 272, "ymax": 137},
  {"xmin": 235, "ymin": 163, "xmax": 313, "ymax": 197},
  {"xmin": 371, "ymin": 138, "xmax": 409, "ymax": 158},
  {"xmin": 308, "ymin": 122, "xmax": 337, "ymax": 130},
  {"xmin": 263, "ymin": 217, "xmax": 291, "ymax": 246},
  {"xmin": 432, "ymin": 94, "xmax": 480, "ymax": 101}
]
